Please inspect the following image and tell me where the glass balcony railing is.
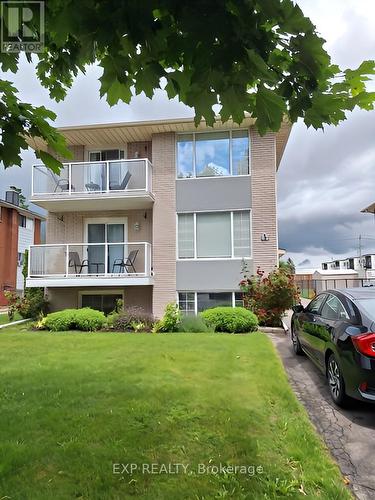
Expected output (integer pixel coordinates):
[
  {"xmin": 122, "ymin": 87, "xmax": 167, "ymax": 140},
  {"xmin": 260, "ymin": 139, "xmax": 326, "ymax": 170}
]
[
  {"xmin": 32, "ymin": 159, "xmax": 152, "ymax": 196},
  {"xmin": 28, "ymin": 242, "xmax": 152, "ymax": 279}
]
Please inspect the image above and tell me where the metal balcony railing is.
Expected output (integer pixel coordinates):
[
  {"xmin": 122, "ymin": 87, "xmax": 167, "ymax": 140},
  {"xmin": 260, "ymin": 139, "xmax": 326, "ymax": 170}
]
[
  {"xmin": 31, "ymin": 159, "xmax": 152, "ymax": 196},
  {"xmin": 28, "ymin": 242, "xmax": 152, "ymax": 278}
]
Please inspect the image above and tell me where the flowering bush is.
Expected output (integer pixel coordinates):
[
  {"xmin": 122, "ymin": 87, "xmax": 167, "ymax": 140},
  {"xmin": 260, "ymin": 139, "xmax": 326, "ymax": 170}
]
[
  {"xmin": 239, "ymin": 263, "xmax": 299, "ymax": 327},
  {"xmin": 112, "ymin": 307, "xmax": 155, "ymax": 332}
]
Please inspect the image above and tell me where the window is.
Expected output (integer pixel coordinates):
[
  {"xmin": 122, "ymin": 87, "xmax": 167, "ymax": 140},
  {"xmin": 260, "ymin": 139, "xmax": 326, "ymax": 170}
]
[
  {"xmin": 176, "ymin": 130, "xmax": 249, "ymax": 178},
  {"xmin": 178, "ymin": 292, "xmax": 196, "ymax": 315},
  {"xmin": 89, "ymin": 149, "xmax": 125, "ymax": 162},
  {"xmin": 19, "ymin": 215, "xmax": 26, "ymax": 227},
  {"xmin": 306, "ymin": 294, "xmax": 327, "ymax": 314},
  {"xmin": 233, "ymin": 211, "xmax": 251, "ymax": 257},
  {"xmin": 321, "ymin": 295, "xmax": 349, "ymax": 321},
  {"xmin": 196, "ymin": 212, "xmax": 231, "ymax": 258},
  {"xmin": 178, "ymin": 214, "xmax": 194, "ymax": 258},
  {"xmin": 178, "ymin": 291, "xmax": 244, "ymax": 314},
  {"xmin": 234, "ymin": 292, "xmax": 244, "ymax": 307},
  {"xmin": 177, "ymin": 211, "xmax": 251, "ymax": 259},
  {"xmin": 197, "ymin": 292, "xmax": 232, "ymax": 312},
  {"xmin": 81, "ymin": 293, "xmax": 123, "ymax": 314},
  {"xmin": 17, "ymin": 252, "xmax": 24, "ymax": 267}
]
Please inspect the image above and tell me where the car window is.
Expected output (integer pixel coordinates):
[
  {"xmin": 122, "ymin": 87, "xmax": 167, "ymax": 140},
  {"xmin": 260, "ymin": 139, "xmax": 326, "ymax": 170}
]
[
  {"xmin": 321, "ymin": 295, "xmax": 349, "ymax": 321},
  {"xmin": 306, "ymin": 294, "xmax": 327, "ymax": 314}
]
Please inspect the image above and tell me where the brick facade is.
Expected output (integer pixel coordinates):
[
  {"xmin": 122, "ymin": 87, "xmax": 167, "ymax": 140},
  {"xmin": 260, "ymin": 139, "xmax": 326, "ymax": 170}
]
[
  {"xmin": 250, "ymin": 128, "xmax": 278, "ymax": 274},
  {"xmin": 151, "ymin": 132, "xmax": 177, "ymax": 318},
  {"xmin": 0, "ymin": 207, "xmax": 19, "ymax": 305}
]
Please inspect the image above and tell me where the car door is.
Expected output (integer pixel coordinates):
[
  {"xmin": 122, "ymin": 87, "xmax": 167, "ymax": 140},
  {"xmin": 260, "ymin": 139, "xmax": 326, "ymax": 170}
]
[
  {"xmin": 298, "ymin": 294, "xmax": 328, "ymax": 359},
  {"xmin": 315, "ymin": 294, "xmax": 351, "ymax": 368}
]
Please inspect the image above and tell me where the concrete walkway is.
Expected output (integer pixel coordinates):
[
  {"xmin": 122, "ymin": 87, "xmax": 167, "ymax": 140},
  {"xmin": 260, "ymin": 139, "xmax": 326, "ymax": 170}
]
[{"xmin": 268, "ymin": 326, "xmax": 375, "ymax": 500}]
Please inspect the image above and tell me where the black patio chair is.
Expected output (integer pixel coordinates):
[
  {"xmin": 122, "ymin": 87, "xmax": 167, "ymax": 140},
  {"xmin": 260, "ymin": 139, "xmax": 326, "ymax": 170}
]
[
  {"xmin": 112, "ymin": 249, "xmax": 138, "ymax": 274},
  {"xmin": 68, "ymin": 252, "xmax": 89, "ymax": 274},
  {"xmin": 109, "ymin": 170, "xmax": 132, "ymax": 191},
  {"xmin": 51, "ymin": 171, "xmax": 75, "ymax": 192}
]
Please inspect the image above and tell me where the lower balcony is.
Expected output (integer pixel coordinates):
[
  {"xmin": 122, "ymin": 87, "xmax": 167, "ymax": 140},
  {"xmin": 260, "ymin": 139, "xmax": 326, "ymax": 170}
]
[{"xmin": 26, "ymin": 242, "xmax": 154, "ymax": 287}]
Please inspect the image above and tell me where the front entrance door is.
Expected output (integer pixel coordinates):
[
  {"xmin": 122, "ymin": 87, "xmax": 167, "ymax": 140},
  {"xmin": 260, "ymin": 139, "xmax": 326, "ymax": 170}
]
[{"xmin": 86, "ymin": 219, "xmax": 127, "ymax": 274}]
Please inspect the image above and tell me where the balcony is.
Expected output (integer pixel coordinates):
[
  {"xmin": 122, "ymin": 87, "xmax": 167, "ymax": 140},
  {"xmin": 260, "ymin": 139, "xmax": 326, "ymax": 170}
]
[
  {"xmin": 31, "ymin": 159, "xmax": 154, "ymax": 211},
  {"xmin": 26, "ymin": 242, "xmax": 153, "ymax": 287}
]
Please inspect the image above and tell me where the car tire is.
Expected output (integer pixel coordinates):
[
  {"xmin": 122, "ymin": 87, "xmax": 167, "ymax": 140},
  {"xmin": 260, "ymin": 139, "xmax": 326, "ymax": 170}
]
[
  {"xmin": 327, "ymin": 354, "xmax": 349, "ymax": 407},
  {"xmin": 291, "ymin": 326, "xmax": 303, "ymax": 355}
]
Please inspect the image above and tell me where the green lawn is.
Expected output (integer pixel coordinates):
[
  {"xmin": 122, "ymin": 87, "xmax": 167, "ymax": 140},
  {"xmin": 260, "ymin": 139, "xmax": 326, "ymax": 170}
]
[
  {"xmin": 0, "ymin": 312, "xmax": 22, "ymax": 325},
  {"xmin": 0, "ymin": 326, "xmax": 351, "ymax": 499}
]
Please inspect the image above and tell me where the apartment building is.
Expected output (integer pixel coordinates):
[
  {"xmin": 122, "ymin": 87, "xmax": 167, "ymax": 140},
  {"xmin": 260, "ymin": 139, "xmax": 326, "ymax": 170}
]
[
  {"xmin": 0, "ymin": 190, "xmax": 44, "ymax": 305},
  {"xmin": 26, "ymin": 116, "xmax": 291, "ymax": 317}
]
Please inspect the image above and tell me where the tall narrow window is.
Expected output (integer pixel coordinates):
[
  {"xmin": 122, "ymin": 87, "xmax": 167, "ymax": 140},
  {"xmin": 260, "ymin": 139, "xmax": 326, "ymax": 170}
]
[
  {"xmin": 196, "ymin": 212, "xmax": 231, "ymax": 258},
  {"xmin": 233, "ymin": 211, "xmax": 251, "ymax": 257},
  {"xmin": 232, "ymin": 130, "xmax": 249, "ymax": 175},
  {"xmin": 176, "ymin": 134, "xmax": 194, "ymax": 178},
  {"xmin": 178, "ymin": 214, "xmax": 194, "ymax": 258}
]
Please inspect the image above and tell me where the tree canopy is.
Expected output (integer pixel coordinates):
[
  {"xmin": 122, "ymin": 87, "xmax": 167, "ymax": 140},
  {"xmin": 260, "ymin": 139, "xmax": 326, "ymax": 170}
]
[{"xmin": 1, "ymin": 0, "xmax": 375, "ymax": 171}]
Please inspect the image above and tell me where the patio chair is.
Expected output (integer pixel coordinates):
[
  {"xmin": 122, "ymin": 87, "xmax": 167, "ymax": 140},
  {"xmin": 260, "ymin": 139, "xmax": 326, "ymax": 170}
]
[
  {"xmin": 109, "ymin": 171, "xmax": 132, "ymax": 191},
  {"xmin": 51, "ymin": 171, "xmax": 75, "ymax": 192},
  {"xmin": 68, "ymin": 252, "xmax": 89, "ymax": 274},
  {"xmin": 111, "ymin": 249, "xmax": 138, "ymax": 274}
]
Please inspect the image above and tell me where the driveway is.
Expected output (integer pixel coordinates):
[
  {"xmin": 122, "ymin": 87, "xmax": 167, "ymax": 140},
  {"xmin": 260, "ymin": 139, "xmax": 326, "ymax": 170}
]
[{"xmin": 269, "ymin": 312, "xmax": 375, "ymax": 500}]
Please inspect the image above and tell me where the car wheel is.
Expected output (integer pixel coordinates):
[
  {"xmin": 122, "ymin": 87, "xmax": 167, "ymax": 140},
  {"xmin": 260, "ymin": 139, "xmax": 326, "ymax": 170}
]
[
  {"xmin": 291, "ymin": 326, "xmax": 303, "ymax": 355},
  {"xmin": 327, "ymin": 354, "xmax": 349, "ymax": 407}
]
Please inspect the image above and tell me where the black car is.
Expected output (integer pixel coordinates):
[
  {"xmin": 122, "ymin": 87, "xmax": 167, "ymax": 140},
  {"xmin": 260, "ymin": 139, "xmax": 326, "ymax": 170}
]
[{"xmin": 291, "ymin": 288, "xmax": 375, "ymax": 406}]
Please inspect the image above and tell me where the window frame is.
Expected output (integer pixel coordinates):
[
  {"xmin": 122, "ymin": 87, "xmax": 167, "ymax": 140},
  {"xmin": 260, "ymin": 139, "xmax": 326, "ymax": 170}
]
[
  {"xmin": 177, "ymin": 291, "xmax": 244, "ymax": 315},
  {"xmin": 176, "ymin": 129, "xmax": 251, "ymax": 179},
  {"xmin": 176, "ymin": 209, "xmax": 252, "ymax": 261}
]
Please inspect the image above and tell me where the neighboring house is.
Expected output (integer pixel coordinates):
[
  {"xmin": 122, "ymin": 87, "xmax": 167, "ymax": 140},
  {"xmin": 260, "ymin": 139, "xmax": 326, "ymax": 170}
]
[
  {"xmin": 0, "ymin": 190, "xmax": 44, "ymax": 306},
  {"xmin": 322, "ymin": 257, "xmax": 362, "ymax": 272},
  {"xmin": 26, "ymin": 116, "xmax": 291, "ymax": 316}
]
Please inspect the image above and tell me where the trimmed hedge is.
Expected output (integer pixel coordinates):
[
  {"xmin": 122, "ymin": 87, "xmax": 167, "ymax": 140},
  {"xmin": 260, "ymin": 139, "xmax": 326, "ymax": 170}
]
[
  {"xmin": 201, "ymin": 307, "xmax": 258, "ymax": 333},
  {"xmin": 44, "ymin": 308, "xmax": 106, "ymax": 332}
]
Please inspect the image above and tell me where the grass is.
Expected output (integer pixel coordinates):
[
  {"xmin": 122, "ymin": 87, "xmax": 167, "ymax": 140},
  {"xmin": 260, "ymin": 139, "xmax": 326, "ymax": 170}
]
[
  {"xmin": 0, "ymin": 312, "xmax": 22, "ymax": 325},
  {"xmin": 0, "ymin": 326, "xmax": 351, "ymax": 499}
]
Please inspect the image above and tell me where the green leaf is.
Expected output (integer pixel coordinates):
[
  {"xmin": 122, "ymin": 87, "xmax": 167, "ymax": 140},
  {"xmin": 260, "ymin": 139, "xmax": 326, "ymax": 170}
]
[
  {"xmin": 255, "ymin": 86, "xmax": 286, "ymax": 134},
  {"xmin": 106, "ymin": 79, "xmax": 132, "ymax": 106},
  {"xmin": 38, "ymin": 151, "xmax": 63, "ymax": 174}
]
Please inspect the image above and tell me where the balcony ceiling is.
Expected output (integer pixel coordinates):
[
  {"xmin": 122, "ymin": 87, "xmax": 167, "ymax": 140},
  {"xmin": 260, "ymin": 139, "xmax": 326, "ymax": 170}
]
[
  {"xmin": 30, "ymin": 192, "xmax": 154, "ymax": 212},
  {"xmin": 28, "ymin": 115, "xmax": 291, "ymax": 168}
]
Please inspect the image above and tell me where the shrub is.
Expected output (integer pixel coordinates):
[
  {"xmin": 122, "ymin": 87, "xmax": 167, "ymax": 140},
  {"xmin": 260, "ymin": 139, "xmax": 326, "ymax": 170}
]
[
  {"xmin": 74, "ymin": 308, "xmax": 106, "ymax": 331},
  {"xmin": 19, "ymin": 288, "xmax": 48, "ymax": 319},
  {"xmin": 153, "ymin": 303, "xmax": 181, "ymax": 333},
  {"xmin": 177, "ymin": 314, "xmax": 213, "ymax": 333},
  {"xmin": 201, "ymin": 307, "xmax": 258, "ymax": 333},
  {"xmin": 44, "ymin": 309, "xmax": 76, "ymax": 332},
  {"xmin": 113, "ymin": 307, "xmax": 155, "ymax": 332},
  {"xmin": 4, "ymin": 287, "xmax": 47, "ymax": 320},
  {"xmin": 44, "ymin": 308, "xmax": 106, "ymax": 332},
  {"xmin": 240, "ymin": 263, "xmax": 299, "ymax": 327}
]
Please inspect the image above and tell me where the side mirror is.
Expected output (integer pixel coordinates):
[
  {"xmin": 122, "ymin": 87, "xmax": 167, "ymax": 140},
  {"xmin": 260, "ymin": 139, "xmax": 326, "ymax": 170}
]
[{"xmin": 292, "ymin": 304, "xmax": 305, "ymax": 313}]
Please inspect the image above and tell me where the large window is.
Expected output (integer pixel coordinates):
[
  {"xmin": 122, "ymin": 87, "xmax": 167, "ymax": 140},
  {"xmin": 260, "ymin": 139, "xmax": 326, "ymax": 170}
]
[
  {"xmin": 178, "ymin": 291, "xmax": 243, "ymax": 314},
  {"xmin": 177, "ymin": 130, "xmax": 249, "ymax": 178},
  {"xmin": 177, "ymin": 211, "xmax": 251, "ymax": 259}
]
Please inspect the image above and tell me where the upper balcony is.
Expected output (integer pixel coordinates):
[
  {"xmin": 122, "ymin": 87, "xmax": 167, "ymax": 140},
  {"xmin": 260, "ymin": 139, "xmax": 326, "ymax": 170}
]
[{"xmin": 31, "ymin": 158, "xmax": 154, "ymax": 212}]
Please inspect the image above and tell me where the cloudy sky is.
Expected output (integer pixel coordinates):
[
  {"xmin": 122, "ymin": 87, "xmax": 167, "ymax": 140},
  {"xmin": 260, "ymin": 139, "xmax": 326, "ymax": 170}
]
[{"xmin": 2, "ymin": 0, "xmax": 375, "ymax": 269}]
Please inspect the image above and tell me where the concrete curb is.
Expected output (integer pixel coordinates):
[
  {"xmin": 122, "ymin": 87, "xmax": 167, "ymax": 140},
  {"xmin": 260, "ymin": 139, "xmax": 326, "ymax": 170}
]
[
  {"xmin": 259, "ymin": 326, "xmax": 286, "ymax": 335},
  {"xmin": 0, "ymin": 318, "xmax": 31, "ymax": 330}
]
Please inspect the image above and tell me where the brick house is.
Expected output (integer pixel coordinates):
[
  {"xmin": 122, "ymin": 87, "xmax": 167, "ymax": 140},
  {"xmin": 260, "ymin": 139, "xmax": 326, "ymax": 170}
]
[
  {"xmin": 26, "ymin": 116, "xmax": 291, "ymax": 317},
  {"xmin": 0, "ymin": 191, "xmax": 44, "ymax": 306}
]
